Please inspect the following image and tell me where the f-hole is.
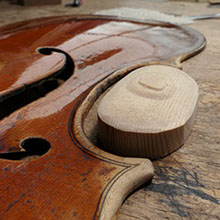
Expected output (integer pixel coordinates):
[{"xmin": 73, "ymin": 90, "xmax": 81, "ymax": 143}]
[
  {"xmin": 0, "ymin": 138, "xmax": 51, "ymax": 160},
  {"xmin": 0, "ymin": 47, "xmax": 75, "ymax": 120}
]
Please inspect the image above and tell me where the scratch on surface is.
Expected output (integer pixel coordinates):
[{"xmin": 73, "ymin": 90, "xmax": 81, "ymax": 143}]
[
  {"xmin": 171, "ymin": 156, "xmax": 204, "ymax": 187},
  {"xmin": 144, "ymin": 165, "xmax": 219, "ymax": 217},
  {"xmin": 68, "ymin": 26, "xmax": 151, "ymax": 54},
  {"xmin": 1, "ymin": 193, "xmax": 26, "ymax": 216}
]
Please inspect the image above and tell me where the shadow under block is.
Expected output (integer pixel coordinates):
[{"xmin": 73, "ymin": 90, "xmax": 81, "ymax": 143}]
[{"xmin": 98, "ymin": 65, "xmax": 199, "ymax": 159}]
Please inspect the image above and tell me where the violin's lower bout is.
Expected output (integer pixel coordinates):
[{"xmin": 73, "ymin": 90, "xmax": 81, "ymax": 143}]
[{"xmin": 0, "ymin": 91, "xmax": 154, "ymax": 219}]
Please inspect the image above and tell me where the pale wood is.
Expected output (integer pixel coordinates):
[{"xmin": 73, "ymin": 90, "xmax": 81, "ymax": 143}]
[{"xmin": 98, "ymin": 65, "xmax": 199, "ymax": 159}]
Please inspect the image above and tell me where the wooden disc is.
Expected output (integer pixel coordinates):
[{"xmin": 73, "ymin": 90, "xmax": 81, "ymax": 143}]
[{"xmin": 98, "ymin": 65, "xmax": 199, "ymax": 159}]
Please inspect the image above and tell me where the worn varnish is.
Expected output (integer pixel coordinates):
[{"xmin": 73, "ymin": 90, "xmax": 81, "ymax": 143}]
[{"xmin": 0, "ymin": 15, "xmax": 206, "ymax": 219}]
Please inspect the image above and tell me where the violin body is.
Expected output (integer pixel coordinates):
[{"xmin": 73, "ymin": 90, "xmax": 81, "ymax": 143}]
[{"xmin": 0, "ymin": 15, "xmax": 205, "ymax": 219}]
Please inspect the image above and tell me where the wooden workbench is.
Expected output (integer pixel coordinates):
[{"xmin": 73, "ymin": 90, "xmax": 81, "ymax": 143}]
[{"xmin": 0, "ymin": 0, "xmax": 219, "ymax": 219}]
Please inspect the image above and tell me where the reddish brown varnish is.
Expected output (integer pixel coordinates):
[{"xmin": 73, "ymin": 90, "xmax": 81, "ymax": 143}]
[{"xmin": 0, "ymin": 15, "xmax": 206, "ymax": 219}]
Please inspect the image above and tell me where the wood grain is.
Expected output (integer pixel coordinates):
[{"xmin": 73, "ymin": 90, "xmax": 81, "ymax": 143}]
[
  {"xmin": 0, "ymin": 1, "xmax": 219, "ymax": 219},
  {"xmin": 97, "ymin": 65, "xmax": 199, "ymax": 159}
]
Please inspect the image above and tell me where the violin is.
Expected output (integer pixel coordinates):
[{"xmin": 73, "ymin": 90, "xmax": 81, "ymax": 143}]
[{"xmin": 0, "ymin": 15, "xmax": 205, "ymax": 219}]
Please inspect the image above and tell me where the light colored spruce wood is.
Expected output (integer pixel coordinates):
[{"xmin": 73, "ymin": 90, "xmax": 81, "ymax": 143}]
[{"xmin": 98, "ymin": 65, "xmax": 199, "ymax": 159}]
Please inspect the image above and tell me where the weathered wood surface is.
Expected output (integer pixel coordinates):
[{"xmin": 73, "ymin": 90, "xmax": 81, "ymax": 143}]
[
  {"xmin": 121, "ymin": 9, "xmax": 220, "ymax": 217},
  {"xmin": 0, "ymin": 0, "xmax": 219, "ymax": 219}
]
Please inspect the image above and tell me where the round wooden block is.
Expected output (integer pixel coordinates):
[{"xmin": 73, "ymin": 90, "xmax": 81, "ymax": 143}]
[{"xmin": 97, "ymin": 65, "xmax": 199, "ymax": 159}]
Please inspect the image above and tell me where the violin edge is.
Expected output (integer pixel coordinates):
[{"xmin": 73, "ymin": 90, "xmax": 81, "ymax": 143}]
[{"xmin": 72, "ymin": 54, "xmax": 204, "ymax": 218}]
